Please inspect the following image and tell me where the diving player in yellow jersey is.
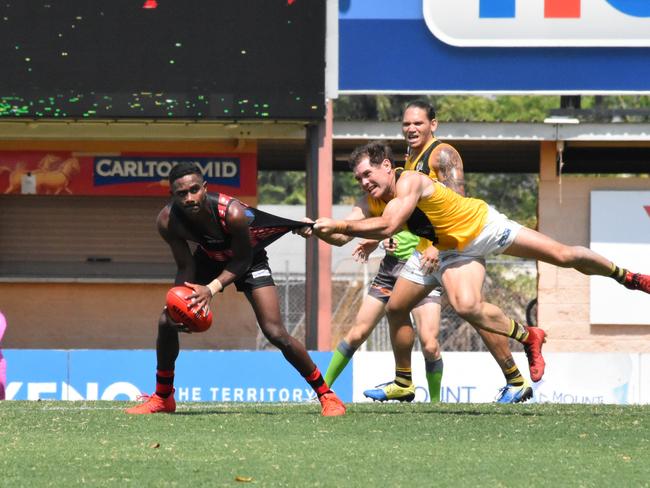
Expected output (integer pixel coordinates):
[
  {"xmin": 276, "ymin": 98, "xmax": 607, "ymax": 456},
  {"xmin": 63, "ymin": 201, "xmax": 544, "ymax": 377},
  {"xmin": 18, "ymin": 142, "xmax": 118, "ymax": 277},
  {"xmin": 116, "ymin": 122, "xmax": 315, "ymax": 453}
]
[
  {"xmin": 312, "ymin": 142, "xmax": 650, "ymax": 388},
  {"xmin": 362, "ymin": 101, "xmax": 537, "ymax": 403},
  {"xmin": 352, "ymin": 101, "xmax": 534, "ymax": 403},
  {"xmin": 319, "ymin": 101, "xmax": 530, "ymax": 403}
]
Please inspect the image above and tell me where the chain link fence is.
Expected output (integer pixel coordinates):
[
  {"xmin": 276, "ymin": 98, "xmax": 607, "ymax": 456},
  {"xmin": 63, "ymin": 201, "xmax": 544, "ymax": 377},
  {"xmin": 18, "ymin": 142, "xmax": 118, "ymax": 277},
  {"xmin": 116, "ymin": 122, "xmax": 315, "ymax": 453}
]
[{"xmin": 257, "ymin": 256, "xmax": 537, "ymax": 352}]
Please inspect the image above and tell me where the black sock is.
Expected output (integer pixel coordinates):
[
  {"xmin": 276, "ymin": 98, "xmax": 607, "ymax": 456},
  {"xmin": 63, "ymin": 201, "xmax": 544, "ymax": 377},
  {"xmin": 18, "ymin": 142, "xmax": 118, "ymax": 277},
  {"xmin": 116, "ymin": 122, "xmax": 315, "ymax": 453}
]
[
  {"xmin": 155, "ymin": 369, "xmax": 174, "ymax": 398},
  {"xmin": 395, "ymin": 367, "xmax": 412, "ymax": 387}
]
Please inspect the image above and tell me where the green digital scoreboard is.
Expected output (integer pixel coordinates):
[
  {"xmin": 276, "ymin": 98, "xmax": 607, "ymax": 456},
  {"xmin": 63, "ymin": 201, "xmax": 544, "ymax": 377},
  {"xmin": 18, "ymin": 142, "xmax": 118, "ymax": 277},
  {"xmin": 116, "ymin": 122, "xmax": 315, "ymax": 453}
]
[{"xmin": 0, "ymin": 0, "xmax": 325, "ymax": 119}]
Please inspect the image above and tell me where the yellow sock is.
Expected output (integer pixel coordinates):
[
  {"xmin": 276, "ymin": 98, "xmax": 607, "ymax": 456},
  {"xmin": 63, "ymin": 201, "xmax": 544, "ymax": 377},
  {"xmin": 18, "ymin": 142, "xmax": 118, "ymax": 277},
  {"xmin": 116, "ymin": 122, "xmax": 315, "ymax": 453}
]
[
  {"xmin": 609, "ymin": 263, "xmax": 628, "ymax": 284},
  {"xmin": 508, "ymin": 319, "xmax": 528, "ymax": 342},
  {"xmin": 504, "ymin": 364, "xmax": 525, "ymax": 386}
]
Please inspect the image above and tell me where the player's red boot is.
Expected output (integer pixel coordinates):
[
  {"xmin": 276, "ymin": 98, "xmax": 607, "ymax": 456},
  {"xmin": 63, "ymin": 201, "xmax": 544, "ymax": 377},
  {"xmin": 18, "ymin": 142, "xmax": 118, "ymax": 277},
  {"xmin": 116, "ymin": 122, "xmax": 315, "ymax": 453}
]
[
  {"xmin": 522, "ymin": 327, "xmax": 547, "ymax": 383},
  {"xmin": 319, "ymin": 391, "xmax": 346, "ymax": 417},
  {"xmin": 623, "ymin": 272, "xmax": 650, "ymax": 294},
  {"xmin": 125, "ymin": 390, "xmax": 176, "ymax": 414}
]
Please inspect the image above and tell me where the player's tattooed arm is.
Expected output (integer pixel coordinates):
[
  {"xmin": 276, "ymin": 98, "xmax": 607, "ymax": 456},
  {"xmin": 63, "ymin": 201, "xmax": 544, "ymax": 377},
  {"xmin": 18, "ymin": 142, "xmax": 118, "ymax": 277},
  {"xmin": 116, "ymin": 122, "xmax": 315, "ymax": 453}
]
[{"xmin": 434, "ymin": 145, "xmax": 465, "ymax": 196}]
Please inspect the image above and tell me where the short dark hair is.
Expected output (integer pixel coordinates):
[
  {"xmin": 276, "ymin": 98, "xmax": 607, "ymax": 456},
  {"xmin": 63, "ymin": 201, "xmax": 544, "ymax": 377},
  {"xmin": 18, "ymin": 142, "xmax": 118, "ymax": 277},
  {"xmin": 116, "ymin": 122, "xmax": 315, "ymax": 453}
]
[
  {"xmin": 348, "ymin": 141, "xmax": 394, "ymax": 170},
  {"xmin": 405, "ymin": 99, "xmax": 436, "ymax": 120},
  {"xmin": 169, "ymin": 162, "xmax": 202, "ymax": 185}
]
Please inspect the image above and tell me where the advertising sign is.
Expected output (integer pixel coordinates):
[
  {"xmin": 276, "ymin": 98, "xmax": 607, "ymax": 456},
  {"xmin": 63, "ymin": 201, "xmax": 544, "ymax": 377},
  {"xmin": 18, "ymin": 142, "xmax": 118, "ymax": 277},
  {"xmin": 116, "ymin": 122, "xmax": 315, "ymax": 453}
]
[
  {"xmin": 590, "ymin": 191, "xmax": 650, "ymax": 325},
  {"xmin": 425, "ymin": 0, "xmax": 650, "ymax": 47},
  {"xmin": 4, "ymin": 350, "xmax": 351, "ymax": 403},
  {"xmin": 339, "ymin": 0, "xmax": 650, "ymax": 92},
  {"xmin": 353, "ymin": 351, "xmax": 642, "ymax": 404},
  {"xmin": 0, "ymin": 151, "xmax": 257, "ymax": 196},
  {"xmin": 3, "ymin": 349, "xmax": 646, "ymax": 405}
]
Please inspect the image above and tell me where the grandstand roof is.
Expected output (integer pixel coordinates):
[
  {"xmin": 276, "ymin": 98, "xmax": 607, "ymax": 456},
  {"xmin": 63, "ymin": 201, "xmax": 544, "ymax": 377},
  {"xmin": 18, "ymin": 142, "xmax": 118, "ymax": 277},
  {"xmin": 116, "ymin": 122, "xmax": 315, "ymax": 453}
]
[{"xmin": 1, "ymin": 119, "xmax": 649, "ymax": 173}]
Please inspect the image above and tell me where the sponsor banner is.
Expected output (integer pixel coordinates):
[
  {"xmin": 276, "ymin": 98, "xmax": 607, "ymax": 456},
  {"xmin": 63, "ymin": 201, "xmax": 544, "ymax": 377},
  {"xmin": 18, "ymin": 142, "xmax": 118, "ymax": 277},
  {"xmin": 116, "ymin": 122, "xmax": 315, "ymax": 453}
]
[
  {"xmin": 590, "ymin": 191, "xmax": 650, "ymax": 325},
  {"xmin": 339, "ymin": 0, "xmax": 650, "ymax": 92},
  {"xmin": 3, "ymin": 350, "xmax": 351, "ymax": 403},
  {"xmin": 3, "ymin": 350, "xmax": 68, "ymax": 401},
  {"xmin": 0, "ymin": 151, "xmax": 257, "ymax": 197},
  {"xmin": 353, "ymin": 351, "xmax": 642, "ymax": 404},
  {"xmin": 4, "ymin": 349, "xmax": 643, "ymax": 404},
  {"xmin": 532, "ymin": 352, "xmax": 640, "ymax": 404},
  {"xmin": 424, "ymin": 0, "xmax": 650, "ymax": 47},
  {"xmin": 353, "ymin": 351, "xmax": 501, "ymax": 403},
  {"xmin": 641, "ymin": 353, "xmax": 650, "ymax": 404}
]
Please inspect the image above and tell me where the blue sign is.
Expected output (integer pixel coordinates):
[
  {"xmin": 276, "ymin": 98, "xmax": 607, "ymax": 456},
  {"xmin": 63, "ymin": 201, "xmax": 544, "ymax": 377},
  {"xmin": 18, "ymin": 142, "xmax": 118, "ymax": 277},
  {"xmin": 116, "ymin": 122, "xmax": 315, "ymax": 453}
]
[
  {"xmin": 339, "ymin": 0, "xmax": 650, "ymax": 92},
  {"xmin": 3, "ymin": 350, "xmax": 352, "ymax": 403},
  {"xmin": 94, "ymin": 158, "xmax": 241, "ymax": 187}
]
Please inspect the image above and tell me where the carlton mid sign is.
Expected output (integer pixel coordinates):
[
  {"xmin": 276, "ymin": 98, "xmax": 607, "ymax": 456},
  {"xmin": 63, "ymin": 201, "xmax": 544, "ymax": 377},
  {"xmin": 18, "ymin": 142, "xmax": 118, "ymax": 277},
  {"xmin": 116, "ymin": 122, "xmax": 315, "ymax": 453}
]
[
  {"xmin": 0, "ymin": 151, "xmax": 257, "ymax": 197},
  {"xmin": 94, "ymin": 158, "xmax": 241, "ymax": 186},
  {"xmin": 424, "ymin": 0, "xmax": 650, "ymax": 47}
]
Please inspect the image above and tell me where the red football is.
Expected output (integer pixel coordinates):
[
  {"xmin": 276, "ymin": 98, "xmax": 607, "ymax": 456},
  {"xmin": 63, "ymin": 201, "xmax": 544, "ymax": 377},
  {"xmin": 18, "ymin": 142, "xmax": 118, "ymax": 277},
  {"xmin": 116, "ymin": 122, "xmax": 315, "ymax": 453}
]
[{"xmin": 165, "ymin": 286, "xmax": 213, "ymax": 332}]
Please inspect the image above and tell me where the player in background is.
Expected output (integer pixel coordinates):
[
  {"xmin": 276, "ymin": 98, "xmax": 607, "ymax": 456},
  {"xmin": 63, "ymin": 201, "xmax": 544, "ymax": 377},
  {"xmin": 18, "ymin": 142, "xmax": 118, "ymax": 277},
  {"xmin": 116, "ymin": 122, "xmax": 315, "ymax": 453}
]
[
  {"xmin": 320, "ymin": 227, "xmax": 444, "ymax": 402},
  {"xmin": 126, "ymin": 163, "xmax": 346, "ymax": 416}
]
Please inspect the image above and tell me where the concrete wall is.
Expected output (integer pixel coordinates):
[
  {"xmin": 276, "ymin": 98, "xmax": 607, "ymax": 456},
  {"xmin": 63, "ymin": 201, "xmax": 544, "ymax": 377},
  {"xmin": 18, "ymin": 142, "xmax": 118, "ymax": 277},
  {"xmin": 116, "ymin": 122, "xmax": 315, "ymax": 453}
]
[
  {"xmin": 538, "ymin": 141, "xmax": 650, "ymax": 352},
  {"xmin": 0, "ymin": 282, "xmax": 259, "ymax": 350}
]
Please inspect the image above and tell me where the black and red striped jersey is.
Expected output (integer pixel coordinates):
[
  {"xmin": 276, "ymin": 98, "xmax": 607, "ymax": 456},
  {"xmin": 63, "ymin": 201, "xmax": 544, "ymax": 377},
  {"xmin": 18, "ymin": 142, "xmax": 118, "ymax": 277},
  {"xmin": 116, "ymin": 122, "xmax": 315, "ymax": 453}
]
[{"xmin": 170, "ymin": 192, "xmax": 307, "ymax": 262}]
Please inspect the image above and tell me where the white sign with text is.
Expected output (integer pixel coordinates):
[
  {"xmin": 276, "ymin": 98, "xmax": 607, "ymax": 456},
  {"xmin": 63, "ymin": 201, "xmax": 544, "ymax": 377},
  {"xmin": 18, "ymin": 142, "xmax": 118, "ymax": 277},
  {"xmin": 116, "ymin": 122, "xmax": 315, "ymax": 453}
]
[{"xmin": 590, "ymin": 191, "xmax": 650, "ymax": 325}]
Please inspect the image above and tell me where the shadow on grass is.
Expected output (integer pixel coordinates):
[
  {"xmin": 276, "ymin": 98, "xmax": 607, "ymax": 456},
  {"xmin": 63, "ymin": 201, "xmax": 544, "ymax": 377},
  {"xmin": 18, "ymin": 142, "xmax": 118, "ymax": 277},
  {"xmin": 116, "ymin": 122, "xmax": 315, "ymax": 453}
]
[
  {"xmin": 171, "ymin": 406, "xmax": 540, "ymax": 417},
  {"xmin": 347, "ymin": 408, "xmax": 541, "ymax": 417},
  {"xmin": 162, "ymin": 403, "xmax": 639, "ymax": 417},
  {"xmin": 173, "ymin": 408, "xmax": 322, "ymax": 416}
]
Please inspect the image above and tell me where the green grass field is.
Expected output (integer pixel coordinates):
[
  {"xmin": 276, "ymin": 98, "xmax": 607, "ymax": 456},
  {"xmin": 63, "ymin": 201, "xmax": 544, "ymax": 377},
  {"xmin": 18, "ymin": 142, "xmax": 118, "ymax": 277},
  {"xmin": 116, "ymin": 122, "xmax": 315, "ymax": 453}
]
[{"xmin": 1, "ymin": 401, "xmax": 649, "ymax": 487}]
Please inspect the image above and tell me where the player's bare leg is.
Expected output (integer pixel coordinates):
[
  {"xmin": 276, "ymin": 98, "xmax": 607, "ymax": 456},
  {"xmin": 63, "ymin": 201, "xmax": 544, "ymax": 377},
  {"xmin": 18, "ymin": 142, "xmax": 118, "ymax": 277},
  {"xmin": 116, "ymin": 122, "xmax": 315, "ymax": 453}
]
[
  {"xmin": 363, "ymin": 278, "xmax": 431, "ymax": 402},
  {"xmin": 324, "ymin": 295, "xmax": 386, "ymax": 387},
  {"xmin": 125, "ymin": 312, "xmax": 179, "ymax": 414},
  {"xmin": 442, "ymin": 259, "xmax": 546, "ymax": 382},
  {"xmin": 247, "ymin": 285, "xmax": 345, "ymax": 416}
]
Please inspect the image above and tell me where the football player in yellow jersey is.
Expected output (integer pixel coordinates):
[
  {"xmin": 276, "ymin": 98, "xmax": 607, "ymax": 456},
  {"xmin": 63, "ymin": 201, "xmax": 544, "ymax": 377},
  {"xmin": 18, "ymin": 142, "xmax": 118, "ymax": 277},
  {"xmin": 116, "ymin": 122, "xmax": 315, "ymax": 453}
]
[
  {"xmin": 313, "ymin": 142, "xmax": 650, "ymax": 399},
  {"xmin": 360, "ymin": 101, "xmax": 536, "ymax": 403}
]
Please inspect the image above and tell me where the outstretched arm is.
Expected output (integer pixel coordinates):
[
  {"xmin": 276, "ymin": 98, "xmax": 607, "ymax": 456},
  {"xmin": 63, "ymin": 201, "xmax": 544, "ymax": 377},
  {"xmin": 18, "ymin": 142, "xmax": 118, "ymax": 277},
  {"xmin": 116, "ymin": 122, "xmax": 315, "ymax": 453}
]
[
  {"xmin": 314, "ymin": 172, "xmax": 428, "ymax": 240},
  {"xmin": 309, "ymin": 197, "xmax": 371, "ymax": 246}
]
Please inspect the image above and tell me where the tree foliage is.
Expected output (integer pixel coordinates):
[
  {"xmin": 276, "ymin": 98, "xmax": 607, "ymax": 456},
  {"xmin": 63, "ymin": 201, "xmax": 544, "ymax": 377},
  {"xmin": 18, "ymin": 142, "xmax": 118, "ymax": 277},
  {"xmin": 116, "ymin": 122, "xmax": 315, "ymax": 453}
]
[
  {"xmin": 258, "ymin": 171, "xmax": 363, "ymax": 205},
  {"xmin": 433, "ymin": 95, "xmax": 558, "ymax": 122},
  {"xmin": 466, "ymin": 173, "xmax": 538, "ymax": 229},
  {"xmin": 257, "ymin": 171, "xmax": 306, "ymax": 204},
  {"xmin": 334, "ymin": 94, "xmax": 650, "ymax": 122},
  {"xmin": 334, "ymin": 94, "xmax": 561, "ymax": 122}
]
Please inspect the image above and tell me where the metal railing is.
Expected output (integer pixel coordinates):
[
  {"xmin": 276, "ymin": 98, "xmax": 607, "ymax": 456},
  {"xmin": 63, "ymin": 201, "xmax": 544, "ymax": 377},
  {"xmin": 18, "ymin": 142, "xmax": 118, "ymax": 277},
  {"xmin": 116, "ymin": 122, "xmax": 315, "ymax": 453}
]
[{"xmin": 257, "ymin": 257, "xmax": 536, "ymax": 353}]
